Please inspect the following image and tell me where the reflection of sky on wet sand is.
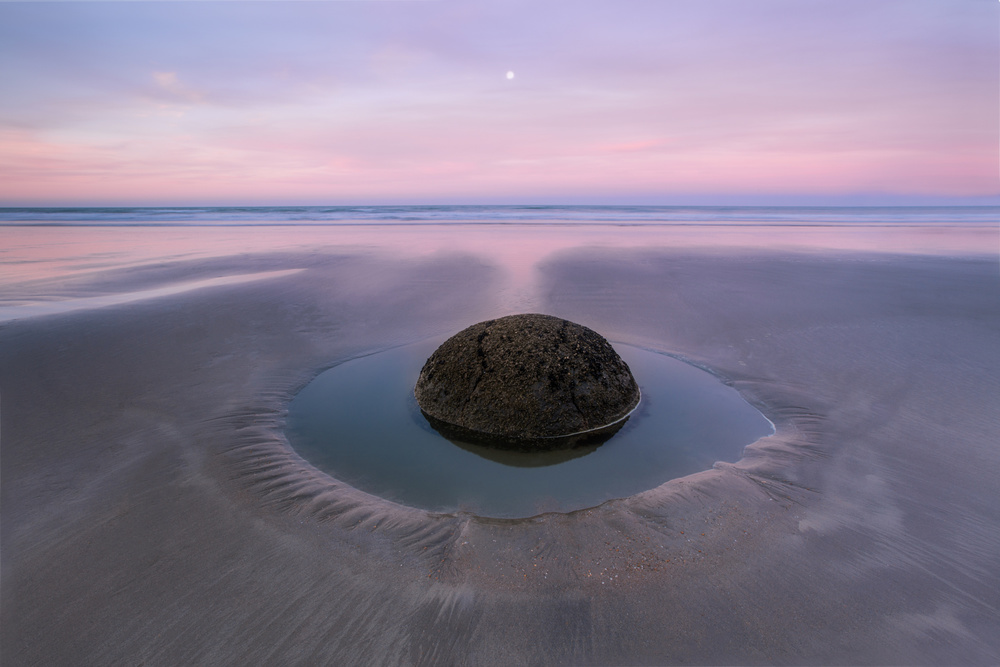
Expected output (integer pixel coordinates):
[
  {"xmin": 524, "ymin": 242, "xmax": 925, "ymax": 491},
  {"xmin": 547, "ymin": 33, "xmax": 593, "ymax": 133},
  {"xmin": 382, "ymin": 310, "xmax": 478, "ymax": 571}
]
[
  {"xmin": 1, "ymin": 222, "xmax": 993, "ymax": 313},
  {"xmin": 0, "ymin": 270, "xmax": 302, "ymax": 323}
]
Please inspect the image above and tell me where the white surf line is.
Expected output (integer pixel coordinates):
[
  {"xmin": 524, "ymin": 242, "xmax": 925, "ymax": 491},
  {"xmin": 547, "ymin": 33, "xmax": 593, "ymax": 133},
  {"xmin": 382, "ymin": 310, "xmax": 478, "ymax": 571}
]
[{"xmin": 0, "ymin": 269, "xmax": 304, "ymax": 323}]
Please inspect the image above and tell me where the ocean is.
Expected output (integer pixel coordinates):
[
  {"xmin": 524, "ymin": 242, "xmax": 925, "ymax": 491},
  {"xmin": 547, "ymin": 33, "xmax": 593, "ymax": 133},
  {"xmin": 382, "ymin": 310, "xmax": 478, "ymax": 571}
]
[
  {"xmin": 2, "ymin": 205, "xmax": 995, "ymax": 310},
  {"xmin": 1, "ymin": 204, "xmax": 997, "ymax": 226}
]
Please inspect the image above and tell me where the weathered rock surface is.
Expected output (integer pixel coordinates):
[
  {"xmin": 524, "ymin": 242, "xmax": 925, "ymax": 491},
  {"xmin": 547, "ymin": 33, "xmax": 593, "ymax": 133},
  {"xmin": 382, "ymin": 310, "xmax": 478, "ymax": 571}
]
[{"xmin": 415, "ymin": 314, "xmax": 639, "ymax": 449}]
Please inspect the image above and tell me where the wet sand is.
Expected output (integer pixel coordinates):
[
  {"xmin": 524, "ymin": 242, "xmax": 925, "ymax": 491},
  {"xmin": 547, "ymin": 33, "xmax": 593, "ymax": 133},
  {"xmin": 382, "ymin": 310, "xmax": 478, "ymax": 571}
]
[{"xmin": 2, "ymin": 247, "xmax": 999, "ymax": 665}]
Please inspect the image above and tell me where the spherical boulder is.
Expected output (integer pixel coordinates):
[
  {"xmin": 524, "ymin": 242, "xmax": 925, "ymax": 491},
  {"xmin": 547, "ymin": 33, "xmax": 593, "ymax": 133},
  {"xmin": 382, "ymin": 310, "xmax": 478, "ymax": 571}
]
[{"xmin": 415, "ymin": 314, "xmax": 640, "ymax": 450}]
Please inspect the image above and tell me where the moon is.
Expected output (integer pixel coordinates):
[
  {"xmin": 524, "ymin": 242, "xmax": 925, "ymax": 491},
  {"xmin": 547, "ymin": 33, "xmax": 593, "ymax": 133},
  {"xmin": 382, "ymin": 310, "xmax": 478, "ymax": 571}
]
[{"xmin": 506, "ymin": 71, "xmax": 515, "ymax": 80}]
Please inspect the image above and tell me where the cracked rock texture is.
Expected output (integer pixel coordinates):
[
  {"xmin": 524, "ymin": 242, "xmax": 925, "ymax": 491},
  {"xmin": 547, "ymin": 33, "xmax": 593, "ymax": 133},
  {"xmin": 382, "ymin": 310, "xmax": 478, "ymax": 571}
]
[{"xmin": 415, "ymin": 314, "xmax": 639, "ymax": 447}]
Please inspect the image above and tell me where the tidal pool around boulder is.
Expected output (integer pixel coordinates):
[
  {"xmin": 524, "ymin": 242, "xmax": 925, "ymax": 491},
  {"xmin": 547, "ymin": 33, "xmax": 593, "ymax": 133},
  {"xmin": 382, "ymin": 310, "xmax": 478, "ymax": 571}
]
[{"xmin": 285, "ymin": 338, "xmax": 774, "ymax": 518}]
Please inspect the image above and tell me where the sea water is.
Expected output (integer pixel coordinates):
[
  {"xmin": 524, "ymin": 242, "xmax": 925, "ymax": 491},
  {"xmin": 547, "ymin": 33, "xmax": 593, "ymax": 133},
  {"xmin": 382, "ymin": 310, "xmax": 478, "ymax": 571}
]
[{"xmin": 2, "ymin": 205, "xmax": 994, "ymax": 293}]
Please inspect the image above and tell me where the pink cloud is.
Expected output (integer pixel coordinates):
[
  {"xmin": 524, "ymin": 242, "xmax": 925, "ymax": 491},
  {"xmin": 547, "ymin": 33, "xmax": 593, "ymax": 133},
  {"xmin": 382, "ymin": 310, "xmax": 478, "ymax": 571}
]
[{"xmin": 1, "ymin": 0, "xmax": 995, "ymax": 204}]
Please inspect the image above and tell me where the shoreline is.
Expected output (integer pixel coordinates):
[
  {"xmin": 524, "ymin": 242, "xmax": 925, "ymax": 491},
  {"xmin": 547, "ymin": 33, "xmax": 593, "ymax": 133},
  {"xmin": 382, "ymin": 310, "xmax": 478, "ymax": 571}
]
[{"xmin": 2, "ymin": 247, "xmax": 998, "ymax": 664}]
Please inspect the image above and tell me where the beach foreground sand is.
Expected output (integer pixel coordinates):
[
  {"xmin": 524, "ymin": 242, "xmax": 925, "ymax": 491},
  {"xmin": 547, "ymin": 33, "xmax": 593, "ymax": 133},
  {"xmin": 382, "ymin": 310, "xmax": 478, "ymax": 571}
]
[{"xmin": 2, "ymin": 248, "xmax": 998, "ymax": 665}]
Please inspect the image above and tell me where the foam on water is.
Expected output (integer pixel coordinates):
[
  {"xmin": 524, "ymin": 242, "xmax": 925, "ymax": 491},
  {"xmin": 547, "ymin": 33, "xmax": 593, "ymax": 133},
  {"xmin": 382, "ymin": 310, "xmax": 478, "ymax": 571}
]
[{"xmin": 0, "ymin": 270, "xmax": 302, "ymax": 322}]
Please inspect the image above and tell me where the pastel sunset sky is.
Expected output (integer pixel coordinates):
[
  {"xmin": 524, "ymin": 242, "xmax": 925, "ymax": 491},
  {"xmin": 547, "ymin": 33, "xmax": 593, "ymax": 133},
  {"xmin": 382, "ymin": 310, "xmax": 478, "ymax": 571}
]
[{"xmin": 0, "ymin": 0, "xmax": 996, "ymax": 206}]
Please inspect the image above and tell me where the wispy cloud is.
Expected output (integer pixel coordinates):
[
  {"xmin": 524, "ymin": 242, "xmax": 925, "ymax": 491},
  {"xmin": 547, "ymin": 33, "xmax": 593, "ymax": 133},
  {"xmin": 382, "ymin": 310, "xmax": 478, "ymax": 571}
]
[{"xmin": 150, "ymin": 71, "xmax": 205, "ymax": 104}]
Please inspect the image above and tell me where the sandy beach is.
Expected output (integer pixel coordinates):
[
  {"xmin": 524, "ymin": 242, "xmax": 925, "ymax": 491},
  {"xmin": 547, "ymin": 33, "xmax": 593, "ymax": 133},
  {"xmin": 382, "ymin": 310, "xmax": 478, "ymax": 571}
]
[
  {"xmin": 2, "ymin": 233, "xmax": 999, "ymax": 664},
  {"xmin": 3, "ymin": 0, "xmax": 997, "ymax": 661}
]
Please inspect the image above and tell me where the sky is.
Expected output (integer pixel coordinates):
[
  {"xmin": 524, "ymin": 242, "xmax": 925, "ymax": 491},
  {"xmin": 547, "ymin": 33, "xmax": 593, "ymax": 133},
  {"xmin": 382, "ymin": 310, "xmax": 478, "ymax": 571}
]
[{"xmin": 0, "ymin": 0, "xmax": 997, "ymax": 206}]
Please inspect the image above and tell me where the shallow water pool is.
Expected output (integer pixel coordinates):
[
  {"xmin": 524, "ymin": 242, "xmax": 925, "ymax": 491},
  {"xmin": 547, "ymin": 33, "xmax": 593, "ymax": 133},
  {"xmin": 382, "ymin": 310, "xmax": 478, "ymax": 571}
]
[{"xmin": 286, "ymin": 338, "xmax": 773, "ymax": 518}]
